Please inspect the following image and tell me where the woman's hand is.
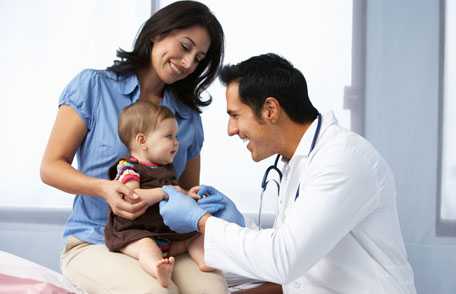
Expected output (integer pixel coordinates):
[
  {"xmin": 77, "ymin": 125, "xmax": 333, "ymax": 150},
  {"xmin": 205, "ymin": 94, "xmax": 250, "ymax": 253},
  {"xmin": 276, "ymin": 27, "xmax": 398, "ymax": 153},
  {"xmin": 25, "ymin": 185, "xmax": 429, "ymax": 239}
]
[{"xmin": 99, "ymin": 180, "xmax": 147, "ymax": 220}]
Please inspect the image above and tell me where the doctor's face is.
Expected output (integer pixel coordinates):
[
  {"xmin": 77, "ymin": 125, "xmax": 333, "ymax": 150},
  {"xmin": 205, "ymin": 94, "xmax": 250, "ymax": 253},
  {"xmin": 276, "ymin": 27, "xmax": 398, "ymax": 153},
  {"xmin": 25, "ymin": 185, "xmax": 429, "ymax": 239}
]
[{"xmin": 226, "ymin": 82, "xmax": 276, "ymax": 162}]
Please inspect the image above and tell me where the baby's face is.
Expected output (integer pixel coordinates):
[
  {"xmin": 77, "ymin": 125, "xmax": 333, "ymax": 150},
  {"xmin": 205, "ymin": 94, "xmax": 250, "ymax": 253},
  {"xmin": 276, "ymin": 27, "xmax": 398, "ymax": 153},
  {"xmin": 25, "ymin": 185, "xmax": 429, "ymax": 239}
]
[{"xmin": 143, "ymin": 118, "xmax": 179, "ymax": 165}]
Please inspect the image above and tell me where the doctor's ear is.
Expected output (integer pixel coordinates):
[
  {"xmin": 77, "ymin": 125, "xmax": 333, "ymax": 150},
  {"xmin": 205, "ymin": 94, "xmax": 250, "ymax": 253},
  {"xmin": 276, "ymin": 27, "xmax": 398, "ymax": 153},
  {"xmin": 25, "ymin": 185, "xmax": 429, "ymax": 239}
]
[{"xmin": 262, "ymin": 97, "xmax": 280, "ymax": 123}]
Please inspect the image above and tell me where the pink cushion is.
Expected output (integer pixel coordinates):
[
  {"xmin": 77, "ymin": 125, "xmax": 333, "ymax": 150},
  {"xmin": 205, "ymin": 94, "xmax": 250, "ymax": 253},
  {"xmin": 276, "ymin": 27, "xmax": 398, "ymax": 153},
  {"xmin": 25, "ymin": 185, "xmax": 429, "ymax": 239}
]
[{"xmin": 0, "ymin": 273, "xmax": 74, "ymax": 294}]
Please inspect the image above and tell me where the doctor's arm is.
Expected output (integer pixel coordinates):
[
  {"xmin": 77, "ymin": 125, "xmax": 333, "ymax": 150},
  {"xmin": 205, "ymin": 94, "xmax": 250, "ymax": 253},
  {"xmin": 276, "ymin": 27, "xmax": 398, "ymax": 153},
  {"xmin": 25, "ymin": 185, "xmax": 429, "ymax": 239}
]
[
  {"xmin": 160, "ymin": 189, "xmax": 282, "ymax": 293},
  {"xmin": 199, "ymin": 149, "xmax": 380, "ymax": 284}
]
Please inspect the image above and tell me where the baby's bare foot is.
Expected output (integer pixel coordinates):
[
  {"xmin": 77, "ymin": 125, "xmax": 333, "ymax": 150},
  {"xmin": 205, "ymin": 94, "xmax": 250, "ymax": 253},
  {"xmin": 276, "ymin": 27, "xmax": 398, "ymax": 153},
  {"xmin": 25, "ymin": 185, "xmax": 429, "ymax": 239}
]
[{"xmin": 155, "ymin": 256, "xmax": 175, "ymax": 288}]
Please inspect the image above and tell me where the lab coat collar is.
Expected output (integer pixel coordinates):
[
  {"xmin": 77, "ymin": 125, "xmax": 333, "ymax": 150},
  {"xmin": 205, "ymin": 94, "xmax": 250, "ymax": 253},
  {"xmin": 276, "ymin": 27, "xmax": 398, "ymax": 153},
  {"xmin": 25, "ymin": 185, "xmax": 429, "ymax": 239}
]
[{"xmin": 289, "ymin": 111, "xmax": 338, "ymax": 161}]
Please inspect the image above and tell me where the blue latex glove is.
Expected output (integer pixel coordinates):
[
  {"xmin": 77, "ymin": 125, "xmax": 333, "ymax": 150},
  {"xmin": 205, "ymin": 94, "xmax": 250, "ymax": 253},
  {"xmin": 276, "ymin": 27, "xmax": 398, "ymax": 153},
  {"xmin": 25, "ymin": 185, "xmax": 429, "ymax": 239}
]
[
  {"xmin": 159, "ymin": 186, "xmax": 222, "ymax": 233},
  {"xmin": 197, "ymin": 185, "xmax": 245, "ymax": 227}
]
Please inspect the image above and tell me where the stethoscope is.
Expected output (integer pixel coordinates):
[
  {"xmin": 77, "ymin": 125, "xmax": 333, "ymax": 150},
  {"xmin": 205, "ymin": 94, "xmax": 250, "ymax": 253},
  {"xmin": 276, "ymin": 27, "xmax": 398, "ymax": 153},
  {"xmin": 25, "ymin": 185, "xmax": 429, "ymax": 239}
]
[{"xmin": 257, "ymin": 113, "xmax": 322, "ymax": 228}]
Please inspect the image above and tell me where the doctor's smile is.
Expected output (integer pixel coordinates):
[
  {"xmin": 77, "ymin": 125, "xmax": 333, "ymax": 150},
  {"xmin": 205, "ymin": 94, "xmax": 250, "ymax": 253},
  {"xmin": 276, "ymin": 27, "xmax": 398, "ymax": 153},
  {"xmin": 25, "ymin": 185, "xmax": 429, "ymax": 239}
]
[
  {"xmin": 226, "ymin": 82, "xmax": 282, "ymax": 162},
  {"xmin": 158, "ymin": 53, "xmax": 417, "ymax": 294}
]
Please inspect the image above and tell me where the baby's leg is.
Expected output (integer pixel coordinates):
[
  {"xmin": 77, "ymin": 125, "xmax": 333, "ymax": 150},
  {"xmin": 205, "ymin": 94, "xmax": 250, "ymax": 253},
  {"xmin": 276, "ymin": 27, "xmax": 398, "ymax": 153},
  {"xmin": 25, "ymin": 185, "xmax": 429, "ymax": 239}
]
[
  {"xmin": 167, "ymin": 236, "xmax": 195, "ymax": 257},
  {"xmin": 187, "ymin": 235, "xmax": 215, "ymax": 272},
  {"xmin": 121, "ymin": 238, "xmax": 175, "ymax": 288}
]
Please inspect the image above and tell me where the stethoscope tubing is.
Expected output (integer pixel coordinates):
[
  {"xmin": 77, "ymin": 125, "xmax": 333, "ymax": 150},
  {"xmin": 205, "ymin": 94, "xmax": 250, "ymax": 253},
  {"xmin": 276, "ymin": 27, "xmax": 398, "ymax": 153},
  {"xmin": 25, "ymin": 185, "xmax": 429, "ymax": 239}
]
[{"xmin": 258, "ymin": 113, "xmax": 322, "ymax": 229}]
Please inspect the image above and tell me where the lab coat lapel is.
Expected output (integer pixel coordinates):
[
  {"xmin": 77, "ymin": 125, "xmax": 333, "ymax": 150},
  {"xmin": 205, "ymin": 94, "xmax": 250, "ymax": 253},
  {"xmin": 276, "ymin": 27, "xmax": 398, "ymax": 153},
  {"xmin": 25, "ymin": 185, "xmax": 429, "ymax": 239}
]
[
  {"xmin": 276, "ymin": 117, "xmax": 317, "ymax": 225},
  {"xmin": 277, "ymin": 112, "xmax": 337, "ymax": 225}
]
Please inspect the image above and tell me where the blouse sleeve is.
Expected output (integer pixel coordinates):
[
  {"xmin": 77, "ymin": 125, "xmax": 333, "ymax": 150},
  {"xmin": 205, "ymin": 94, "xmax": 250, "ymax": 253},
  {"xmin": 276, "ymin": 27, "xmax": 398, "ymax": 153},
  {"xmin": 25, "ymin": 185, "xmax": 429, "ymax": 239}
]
[{"xmin": 58, "ymin": 69, "xmax": 99, "ymax": 130}]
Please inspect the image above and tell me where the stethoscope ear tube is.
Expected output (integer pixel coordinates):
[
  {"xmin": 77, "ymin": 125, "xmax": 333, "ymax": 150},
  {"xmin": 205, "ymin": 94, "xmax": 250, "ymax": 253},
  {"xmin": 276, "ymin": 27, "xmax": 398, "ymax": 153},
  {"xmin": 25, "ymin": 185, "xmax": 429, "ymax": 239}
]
[
  {"xmin": 257, "ymin": 113, "xmax": 322, "ymax": 229},
  {"xmin": 260, "ymin": 154, "xmax": 283, "ymax": 189},
  {"xmin": 259, "ymin": 154, "xmax": 282, "ymax": 228},
  {"xmin": 258, "ymin": 178, "xmax": 280, "ymax": 229}
]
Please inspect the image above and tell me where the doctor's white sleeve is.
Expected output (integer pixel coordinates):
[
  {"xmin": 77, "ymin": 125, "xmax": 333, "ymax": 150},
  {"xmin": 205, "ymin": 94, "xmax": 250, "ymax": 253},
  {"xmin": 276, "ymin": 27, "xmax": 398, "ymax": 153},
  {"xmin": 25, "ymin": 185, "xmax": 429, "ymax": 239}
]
[{"xmin": 204, "ymin": 146, "xmax": 381, "ymax": 284}]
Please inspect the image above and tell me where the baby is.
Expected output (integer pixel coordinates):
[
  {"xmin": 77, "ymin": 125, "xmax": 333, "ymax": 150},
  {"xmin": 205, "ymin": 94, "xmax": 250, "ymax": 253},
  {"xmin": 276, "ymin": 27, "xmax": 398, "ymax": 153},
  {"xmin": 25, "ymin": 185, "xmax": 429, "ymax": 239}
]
[{"xmin": 104, "ymin": 100, "xmax": 213, "ymax": 288}]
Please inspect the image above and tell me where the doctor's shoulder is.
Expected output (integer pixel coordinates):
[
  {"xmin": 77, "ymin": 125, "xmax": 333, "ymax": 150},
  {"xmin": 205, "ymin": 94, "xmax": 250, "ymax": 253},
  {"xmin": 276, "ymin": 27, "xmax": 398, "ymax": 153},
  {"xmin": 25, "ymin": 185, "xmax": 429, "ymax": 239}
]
[{"xmin": 309, "ymin": 128, "xmax": 386, "ymax": 178}]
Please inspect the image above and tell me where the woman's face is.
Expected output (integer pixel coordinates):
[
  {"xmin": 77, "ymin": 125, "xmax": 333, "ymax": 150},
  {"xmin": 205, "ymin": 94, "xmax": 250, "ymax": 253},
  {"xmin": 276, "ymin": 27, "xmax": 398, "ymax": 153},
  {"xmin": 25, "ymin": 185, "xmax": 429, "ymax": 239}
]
[{"xmin": 151, "ymin": 25, "xmax": 211, "ymax": 84}]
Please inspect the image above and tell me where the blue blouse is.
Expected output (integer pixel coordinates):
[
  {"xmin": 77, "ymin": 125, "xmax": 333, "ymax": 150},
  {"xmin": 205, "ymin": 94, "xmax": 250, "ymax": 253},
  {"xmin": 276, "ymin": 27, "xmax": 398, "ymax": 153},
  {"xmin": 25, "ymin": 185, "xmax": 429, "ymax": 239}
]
[{"xmin": 59, "ymin": 69, "xmax": 204, "ymax": 244}]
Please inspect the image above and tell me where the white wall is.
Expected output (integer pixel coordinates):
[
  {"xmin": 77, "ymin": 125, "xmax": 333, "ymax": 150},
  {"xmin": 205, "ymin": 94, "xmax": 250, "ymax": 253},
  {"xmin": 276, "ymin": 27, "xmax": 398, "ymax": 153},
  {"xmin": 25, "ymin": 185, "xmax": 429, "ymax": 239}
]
[
  {"xmin": 160, "ymin": 0, "xmax": 353, "ymax": 214},
  {"xmin": 441, "ymin": 0, "xmax": 456, "ymax": 220},
  {"xmin": 2, "ymin": 2, "xmax": 455, "ymax": 292},
  {"xmin": 1, "ymin": 1, "xmax": 353, "ymax": 216},
  {"xmin": 0, "ymin": 0, "xmax": 353, "ymax": 272},
  {"xmin": 1, "ymin": 0, "xmax": 150, "ymax": 207},
  {"xmin": 365, "ymin": 0, "xmax": 456, "ymax": 292}
]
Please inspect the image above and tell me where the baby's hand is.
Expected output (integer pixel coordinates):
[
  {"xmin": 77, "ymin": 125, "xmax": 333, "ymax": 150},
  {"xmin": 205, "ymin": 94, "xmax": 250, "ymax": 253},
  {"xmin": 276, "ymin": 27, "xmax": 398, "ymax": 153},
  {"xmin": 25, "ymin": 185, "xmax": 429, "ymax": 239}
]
[
  {"xmin": 188, "ymin": 186, "xmax": 202, "ymax": 200},
  {"xmin": 169, "ymin": 185, "xmax": 200, "ymax": 200},
  {"xmin": 134, "ymin": 188, "xmax": 167, "ymax": 205}
]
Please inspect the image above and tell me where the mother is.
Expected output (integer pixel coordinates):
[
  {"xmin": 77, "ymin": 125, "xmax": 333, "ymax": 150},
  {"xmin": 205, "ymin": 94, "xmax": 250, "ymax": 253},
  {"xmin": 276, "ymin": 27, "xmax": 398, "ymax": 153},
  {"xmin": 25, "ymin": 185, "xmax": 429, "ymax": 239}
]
[{"xmin": 40, "ymin": 1, "xmax": 226, "ymax": 293}]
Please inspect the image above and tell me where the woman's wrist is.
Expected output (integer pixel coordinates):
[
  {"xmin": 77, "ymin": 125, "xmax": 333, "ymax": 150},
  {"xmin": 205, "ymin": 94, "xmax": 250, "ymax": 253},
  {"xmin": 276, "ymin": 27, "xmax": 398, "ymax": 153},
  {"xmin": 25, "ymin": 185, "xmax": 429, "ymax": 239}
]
[{"xmin": 92, "ymin": 178, "xmax": 111, "ymax": 199}]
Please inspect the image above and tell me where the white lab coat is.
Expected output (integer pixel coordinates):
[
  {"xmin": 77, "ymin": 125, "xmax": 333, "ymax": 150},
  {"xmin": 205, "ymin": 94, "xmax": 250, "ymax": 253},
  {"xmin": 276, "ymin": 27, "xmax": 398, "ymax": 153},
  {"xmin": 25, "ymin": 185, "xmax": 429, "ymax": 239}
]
[{"xmin": 204, "ymin": 112, "xmax": 417, "ymax": 294}]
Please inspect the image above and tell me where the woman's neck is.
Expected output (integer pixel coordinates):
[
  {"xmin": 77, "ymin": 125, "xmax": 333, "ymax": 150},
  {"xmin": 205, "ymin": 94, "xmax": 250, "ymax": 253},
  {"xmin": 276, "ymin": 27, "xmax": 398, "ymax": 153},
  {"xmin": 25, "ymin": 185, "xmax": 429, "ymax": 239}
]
[{"xmin": 137, "ymin": 67, "xmax": 165, "ymax": 104}]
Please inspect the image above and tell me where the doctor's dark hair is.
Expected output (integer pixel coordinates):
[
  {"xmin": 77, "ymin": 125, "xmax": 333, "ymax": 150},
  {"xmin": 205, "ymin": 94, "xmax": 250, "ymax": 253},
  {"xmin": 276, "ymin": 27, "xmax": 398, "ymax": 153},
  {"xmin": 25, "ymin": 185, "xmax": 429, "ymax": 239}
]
[
  {"xmin": 219, "ymin": 53, "xmax": 318, "ymax": 123},
  {"xmin": 107, "ymin": 1, "xmax": 224, "ymax": 112}
]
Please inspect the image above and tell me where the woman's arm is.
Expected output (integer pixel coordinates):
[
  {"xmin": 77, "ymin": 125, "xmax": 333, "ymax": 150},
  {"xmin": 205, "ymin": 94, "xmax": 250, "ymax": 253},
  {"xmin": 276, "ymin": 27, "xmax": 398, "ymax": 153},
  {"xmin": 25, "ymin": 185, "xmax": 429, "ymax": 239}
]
[
  {"xmin": 40, "ymin": 106, "xmax": 146, "ymax": 219},
  {"xmin": 178, "ymin": 155, "xmax": 201, "ymax": 190},
  {"xmin": 41, "ymin": 106, "xmax": 100, "ymax": 195}
]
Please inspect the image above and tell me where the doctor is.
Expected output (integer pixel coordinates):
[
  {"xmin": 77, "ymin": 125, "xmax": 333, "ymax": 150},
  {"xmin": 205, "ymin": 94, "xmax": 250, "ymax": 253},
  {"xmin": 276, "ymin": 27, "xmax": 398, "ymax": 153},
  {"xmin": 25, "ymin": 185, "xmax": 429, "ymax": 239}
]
[{"xmin": 159, "ymin": 53, "xmax": 417, "ymax": 294}]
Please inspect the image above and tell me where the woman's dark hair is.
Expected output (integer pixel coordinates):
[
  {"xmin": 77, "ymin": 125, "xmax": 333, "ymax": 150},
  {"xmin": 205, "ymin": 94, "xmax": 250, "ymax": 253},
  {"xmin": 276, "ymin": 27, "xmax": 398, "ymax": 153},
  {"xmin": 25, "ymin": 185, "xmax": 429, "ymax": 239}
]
[
  {"xmin": 107, "ymin": 1, "xmax": 224, "ymax": 112},
  {"xmin": 219, "ymin": 53, "xmax": 318, "ymax": 124}
]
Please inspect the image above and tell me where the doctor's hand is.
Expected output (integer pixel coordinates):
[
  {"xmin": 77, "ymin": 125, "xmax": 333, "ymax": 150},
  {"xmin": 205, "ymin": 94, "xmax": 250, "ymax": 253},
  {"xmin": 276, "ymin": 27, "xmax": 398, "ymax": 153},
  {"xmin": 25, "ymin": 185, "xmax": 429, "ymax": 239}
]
[
  {"xmin": 159, "ymin": 186, "xmax": 224, "ymax": 233},
  {"xmin": 197, "ymin": 185, "xmax": 246, "ymax": 227}
]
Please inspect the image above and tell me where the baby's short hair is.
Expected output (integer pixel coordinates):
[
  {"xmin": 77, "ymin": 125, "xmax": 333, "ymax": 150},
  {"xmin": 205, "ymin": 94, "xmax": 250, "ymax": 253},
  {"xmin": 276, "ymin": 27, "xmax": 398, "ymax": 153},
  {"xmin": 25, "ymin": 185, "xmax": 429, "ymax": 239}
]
[{"xmin": 118, "ymin": 100, "xmax": 175, "ymax": 148}]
